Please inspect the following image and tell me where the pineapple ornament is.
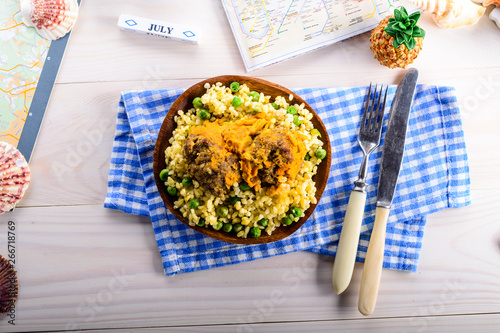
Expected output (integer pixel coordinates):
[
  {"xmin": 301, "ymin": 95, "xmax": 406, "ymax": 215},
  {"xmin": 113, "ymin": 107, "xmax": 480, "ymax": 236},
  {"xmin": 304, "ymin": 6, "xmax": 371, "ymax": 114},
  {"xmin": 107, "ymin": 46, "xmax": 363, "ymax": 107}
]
[{"xmin": 370, "ymin": 7, "xmax": 426, "ymax": 69}]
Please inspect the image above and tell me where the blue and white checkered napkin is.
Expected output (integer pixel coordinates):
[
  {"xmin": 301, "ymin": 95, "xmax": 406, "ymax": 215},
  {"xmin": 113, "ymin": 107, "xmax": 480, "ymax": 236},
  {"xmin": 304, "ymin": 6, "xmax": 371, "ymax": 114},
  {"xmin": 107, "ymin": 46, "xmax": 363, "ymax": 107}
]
[{"xmin": 104, "ymin": 85, "xmax": 470, "ymax": 276}]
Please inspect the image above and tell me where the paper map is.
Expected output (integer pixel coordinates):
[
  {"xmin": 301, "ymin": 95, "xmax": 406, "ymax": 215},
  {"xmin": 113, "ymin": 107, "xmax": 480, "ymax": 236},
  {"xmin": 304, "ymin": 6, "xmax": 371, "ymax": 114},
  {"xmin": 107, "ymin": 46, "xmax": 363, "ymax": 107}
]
[
  {"xmin": 221, "ymin": 0, "xmax": 401, "ymax": 71},
  {"xmin": 0, "ymin": 0, "xmax": 50, "ymax": 147},
  {"xmin": 0, "ymin": 0, "xmax": 79, "ymax": 162}
]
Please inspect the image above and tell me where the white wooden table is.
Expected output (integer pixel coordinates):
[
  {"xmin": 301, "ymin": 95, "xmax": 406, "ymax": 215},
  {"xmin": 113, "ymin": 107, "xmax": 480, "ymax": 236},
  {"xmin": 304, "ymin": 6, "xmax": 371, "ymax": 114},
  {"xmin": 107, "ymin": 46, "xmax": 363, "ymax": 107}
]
[{"xmin": 1, "ymin": 0, "xmax": 500, "ymax": 331}]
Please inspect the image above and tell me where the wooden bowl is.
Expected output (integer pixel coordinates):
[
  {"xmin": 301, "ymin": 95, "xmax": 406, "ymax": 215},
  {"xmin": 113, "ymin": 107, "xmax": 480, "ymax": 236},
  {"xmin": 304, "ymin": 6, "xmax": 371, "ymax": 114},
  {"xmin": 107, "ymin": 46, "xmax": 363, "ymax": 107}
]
[{"xmin": 153, "ymin": 75, "xmax": 331, "ymax": 244}]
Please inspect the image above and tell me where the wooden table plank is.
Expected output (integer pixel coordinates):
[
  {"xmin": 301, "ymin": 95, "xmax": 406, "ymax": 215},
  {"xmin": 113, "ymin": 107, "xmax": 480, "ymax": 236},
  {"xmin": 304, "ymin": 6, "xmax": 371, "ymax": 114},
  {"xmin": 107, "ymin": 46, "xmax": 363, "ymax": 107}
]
[
  {"xmin": 1, "ymin": 189, "xmax": 499, "ymax": 331},
  {"xmin": 55, "ymin": 313, "xmax": 500, "ymax": 333}
]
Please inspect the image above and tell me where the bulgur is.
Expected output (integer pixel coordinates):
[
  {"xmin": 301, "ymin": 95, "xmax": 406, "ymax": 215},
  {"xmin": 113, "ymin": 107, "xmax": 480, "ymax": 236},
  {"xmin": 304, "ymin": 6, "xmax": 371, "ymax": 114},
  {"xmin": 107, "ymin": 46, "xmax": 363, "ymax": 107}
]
[{"xmin": 163, "ymin": 82, "xmax": 324, "ymax": 238}]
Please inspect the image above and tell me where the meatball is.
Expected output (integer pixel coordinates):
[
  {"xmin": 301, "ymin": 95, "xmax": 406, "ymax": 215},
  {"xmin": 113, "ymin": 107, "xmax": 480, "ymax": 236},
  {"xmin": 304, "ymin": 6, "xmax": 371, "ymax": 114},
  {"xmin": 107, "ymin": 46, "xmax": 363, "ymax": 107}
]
[
  {"xmin": 249, "ymin": 129, "xmax": 295, "ymax": 186},
  {"xmin": 183, "ymin": 132, "xmax": 240, "ymax": 197}
]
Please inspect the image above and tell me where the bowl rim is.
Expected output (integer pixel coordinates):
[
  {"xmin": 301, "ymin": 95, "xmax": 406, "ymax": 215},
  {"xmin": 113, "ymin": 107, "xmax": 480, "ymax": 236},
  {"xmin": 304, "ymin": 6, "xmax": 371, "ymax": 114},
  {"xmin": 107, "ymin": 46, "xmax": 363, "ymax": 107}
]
[{"xmin": 153, "ymin": 75, "xmax": 332, "ymax": 245}]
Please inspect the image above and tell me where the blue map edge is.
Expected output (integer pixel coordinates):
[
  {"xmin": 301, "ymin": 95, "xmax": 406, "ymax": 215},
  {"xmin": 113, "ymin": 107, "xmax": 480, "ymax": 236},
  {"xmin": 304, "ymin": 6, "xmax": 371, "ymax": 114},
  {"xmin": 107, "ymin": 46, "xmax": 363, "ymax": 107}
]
[{"xmin": 16, "ymin": 0, "xmax": 82, "ymax": 162}]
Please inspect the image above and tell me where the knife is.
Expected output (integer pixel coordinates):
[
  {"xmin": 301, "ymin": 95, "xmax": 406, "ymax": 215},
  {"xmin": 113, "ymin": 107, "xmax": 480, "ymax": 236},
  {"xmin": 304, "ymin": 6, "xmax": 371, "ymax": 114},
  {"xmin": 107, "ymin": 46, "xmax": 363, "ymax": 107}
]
[{"xmin": 358, "ymin": 68, "xmax": 419, "ymax": 316}]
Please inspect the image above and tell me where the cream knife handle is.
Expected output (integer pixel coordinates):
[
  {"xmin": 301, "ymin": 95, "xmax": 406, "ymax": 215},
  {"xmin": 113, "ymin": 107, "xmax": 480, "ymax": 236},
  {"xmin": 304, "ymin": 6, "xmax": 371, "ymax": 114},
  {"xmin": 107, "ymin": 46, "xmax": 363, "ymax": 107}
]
[
  {"xmin": 332, "ymin": 190, "xmax": 367, "ymax": 295},
  {"xmin": 358, "ymin": 206, "xmax": 390, "ymax": 316}
]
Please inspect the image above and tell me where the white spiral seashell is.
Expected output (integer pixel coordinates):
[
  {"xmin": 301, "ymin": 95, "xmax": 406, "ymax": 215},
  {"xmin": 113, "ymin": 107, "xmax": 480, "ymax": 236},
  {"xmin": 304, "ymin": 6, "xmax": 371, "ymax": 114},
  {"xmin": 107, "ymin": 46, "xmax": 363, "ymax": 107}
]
[
  {"xmin": 482, "ymin": 0, "xmax": 500, "ymax": 28},
  {"xmin": 20, "ymin": 0, "xmax": 79, "ymax": 40},
  {"xmin": 408, "ymin": 0, "xmax": 486, "ymax": 28},
  {"xmin": 490, "ymin": 8, "xmax": 500, "ymax": 27}
]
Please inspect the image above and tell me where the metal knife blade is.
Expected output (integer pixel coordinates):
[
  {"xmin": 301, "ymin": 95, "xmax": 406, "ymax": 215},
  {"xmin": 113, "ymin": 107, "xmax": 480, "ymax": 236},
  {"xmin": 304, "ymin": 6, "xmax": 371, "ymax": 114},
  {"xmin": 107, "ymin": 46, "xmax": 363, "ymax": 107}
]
[{"xmin": 376, "ymin": 68, "xmax": 419, "ymax": 208}]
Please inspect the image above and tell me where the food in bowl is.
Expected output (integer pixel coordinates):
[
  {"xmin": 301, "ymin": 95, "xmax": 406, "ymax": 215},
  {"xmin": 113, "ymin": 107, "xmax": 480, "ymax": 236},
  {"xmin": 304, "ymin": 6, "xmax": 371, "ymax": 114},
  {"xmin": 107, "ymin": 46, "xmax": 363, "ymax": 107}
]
[{"xmin": 160, "ymin": 81, "xmax": 326, "ymax": 238}]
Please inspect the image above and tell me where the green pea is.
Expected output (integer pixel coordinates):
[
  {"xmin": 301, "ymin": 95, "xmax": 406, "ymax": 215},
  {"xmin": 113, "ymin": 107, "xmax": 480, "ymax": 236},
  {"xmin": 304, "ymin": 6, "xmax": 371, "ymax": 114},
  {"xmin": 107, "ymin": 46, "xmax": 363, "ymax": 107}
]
[
  {"xmin": 182, "ymin": 177, "xmax": 192, "ymax": 188},
  {"xmin": 217, "ymin": 205, "xmax": 229, "ymax": 218},
  {"xmin": 159, "ymin": 169, "xmax": 169, "ymax": 181},
  {"xmin": 248, "ymin": 91, "xmax": 260, "ymax": 102},
  {"xmin": 196, "ymin": 218, "xmax": 205, "ymax": 227},
  {"xmin": 311, "ymin": 128, "xmax": 321, "ymax": 137},
  {"xmin": 282, "ymin": 216, "xmax": 292, "ymax": 225},
  {"xmin": 315, "ymin": 148, "xmax": 327, "ymax": 160},
  {"xmin": 232, "ymin": 96, "xmax": 243, "ymax": 107},
  {"xmin": 287, "ymin": 106, "xmax": 297, "ymax": 115},
  {"xmin": 229, "ymin": 196, "xmax": 241, "ymax": 205},
  {"xmin": 290, "ymin": 207, "xmax": 302, "ymax": 218},
  {"xmin": 193, "ymin": 97, "xmax": 203, "ymax": 109},
  {"xmin": 167, "ymin": 186, "xmax": 177, "ymax": 196},
  {"xmin": 188, "ymin": 199, "xmax": 199, "ymax": 209},
  {"xmin": 230, "ymin": 82, "xmax": 240, "ymax": 92},
  {"xmin": 198, "ymin": 109, "xmax": 211, "ymax": 120},
  {"xmin": 252, "ymin": 107, "xmax": 262, "ymax": 115},
  {"xmin": 249, "ymin": 227, "xmax": 261, "ymax": 238},
  {"xmin": 222, "ymin": 223, "xmax": 233, "ymax": 233},
  {"xmin": 239, "ymin": 181, "xmax": 251, "ymax": 191},
  {"xmin": 271, "ymin": 102, "xmax": 279, "ymax": 110},
  {"xmin": 258, "ymin": 218, "xmax": 268, "ymax": 227},
  {"xmin": 214, "ymin": 221, "xmax": 223, "ymax": 230},
  {"xmin": 304, "ymin": 152, "xmax": 311, "ymax": 161},
  {"xmin": 293, "ymin": 115, "xmax": 301, "ymax": 127},
  {"xmin": 233, "ymin": 223, "xmax": 243, "ymax": 233}
]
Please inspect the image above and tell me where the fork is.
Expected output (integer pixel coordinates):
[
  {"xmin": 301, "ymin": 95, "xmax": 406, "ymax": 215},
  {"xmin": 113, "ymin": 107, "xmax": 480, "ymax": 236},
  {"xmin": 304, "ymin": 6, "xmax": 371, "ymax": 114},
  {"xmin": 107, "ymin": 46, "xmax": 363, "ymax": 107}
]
[{"xmin": 332, "ymin": 83, "xmax": 388, "ymax": 295}]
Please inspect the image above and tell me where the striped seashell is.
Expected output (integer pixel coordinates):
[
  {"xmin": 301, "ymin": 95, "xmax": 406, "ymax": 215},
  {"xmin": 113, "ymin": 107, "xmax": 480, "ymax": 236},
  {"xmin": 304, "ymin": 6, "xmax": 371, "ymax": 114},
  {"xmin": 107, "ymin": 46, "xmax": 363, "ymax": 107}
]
[
  {"xmin": 20, "ymin": 0, "xmax": 79, "ymax": 40},
  {"xmin": 408, "ymin": 0, "xmax": 486, "ymax": 28},
  {"xmin": 0, "ymin": 142, "xmax": 30, "ymax": 214},
  {"xmin": 0, "ymin": 255, "xmax": 17, "ymax": 314}
]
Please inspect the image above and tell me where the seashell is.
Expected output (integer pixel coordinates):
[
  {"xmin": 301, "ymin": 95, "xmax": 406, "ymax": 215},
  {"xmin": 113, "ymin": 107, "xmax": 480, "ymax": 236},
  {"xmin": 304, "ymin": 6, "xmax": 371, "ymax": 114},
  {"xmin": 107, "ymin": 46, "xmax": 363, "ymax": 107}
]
[
  {"xmin": 0, "ymin": 142, "xmax": 31, "ymax": 214},
  {"xmin": 20, "ymin": 0, "xmax": 79, "ymax": 40},
  {"xmin": 488, "ymin": 8, "xmax": 500, "ymax": 28},
  {"xmin": 0, "ymin": 255, "xmax": 18, "ymax": 314},
  {"xmin": 408, "ymin": 0, "xmax": 486, "ymax": 28},
  {"xmin": 483, "ymin": 0, "xmax": 500, "ymax": 28}
]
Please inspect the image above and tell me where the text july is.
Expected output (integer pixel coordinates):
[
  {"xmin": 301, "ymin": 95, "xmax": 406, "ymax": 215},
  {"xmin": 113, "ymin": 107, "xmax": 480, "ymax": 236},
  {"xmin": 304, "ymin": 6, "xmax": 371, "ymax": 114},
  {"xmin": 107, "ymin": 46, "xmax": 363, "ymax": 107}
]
[{"xmin": 148, "ymin": 24, "xmax": 173, "ymax": 34}]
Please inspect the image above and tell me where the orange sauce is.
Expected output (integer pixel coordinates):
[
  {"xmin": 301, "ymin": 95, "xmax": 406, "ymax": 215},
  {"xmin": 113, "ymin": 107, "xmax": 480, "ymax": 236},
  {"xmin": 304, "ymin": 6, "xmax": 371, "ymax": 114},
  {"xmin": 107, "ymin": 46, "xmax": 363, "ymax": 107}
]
[
  {"xmin": 189, "ymin": 120, "xmax": 241, "ymax": 187},
  {"xmin": 189, "ymin": 115, "xmax": 307, "ymax": 193}
]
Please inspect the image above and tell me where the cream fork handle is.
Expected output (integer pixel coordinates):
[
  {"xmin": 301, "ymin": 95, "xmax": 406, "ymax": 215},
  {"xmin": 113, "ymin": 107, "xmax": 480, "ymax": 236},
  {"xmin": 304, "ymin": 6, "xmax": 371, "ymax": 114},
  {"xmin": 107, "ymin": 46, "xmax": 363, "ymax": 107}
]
[
  {"xmin": 332, "ymin": 190, "xmax": 367, "ymax": 294},
  {"xmin": 358, "ymin": 206, "xmax": 390, "ymax": 316}
]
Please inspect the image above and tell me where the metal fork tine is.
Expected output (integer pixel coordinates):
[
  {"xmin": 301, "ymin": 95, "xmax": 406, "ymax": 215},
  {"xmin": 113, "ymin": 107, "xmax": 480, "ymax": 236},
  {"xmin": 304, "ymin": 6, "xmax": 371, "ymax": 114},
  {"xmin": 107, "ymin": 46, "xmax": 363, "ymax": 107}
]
[
  {"xmin": 372, "ymin": 85, "xmax": 386, "ymax": 132},
  {"xmin": 368, "ymin": 85, "xmax": 381, "ymax": 132},
  {"xmin": 361, "ymin": 83, "xmax": 372, "ymax": 130},
  {"xmin": 376, "ymin": 86, "xmax": 388, "ymax": 132},
  {"xmin": 367, "ymin": 84, "xmax": 378, "ymax": 129}
]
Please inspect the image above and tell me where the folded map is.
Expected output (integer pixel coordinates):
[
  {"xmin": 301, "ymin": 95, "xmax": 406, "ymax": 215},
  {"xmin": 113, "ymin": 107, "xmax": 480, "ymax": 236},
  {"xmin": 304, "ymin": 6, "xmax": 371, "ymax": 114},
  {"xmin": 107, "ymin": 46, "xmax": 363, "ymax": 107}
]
[{"xmin": 221, "ymin": 0, "xmax": 402, "ymax": 71}]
